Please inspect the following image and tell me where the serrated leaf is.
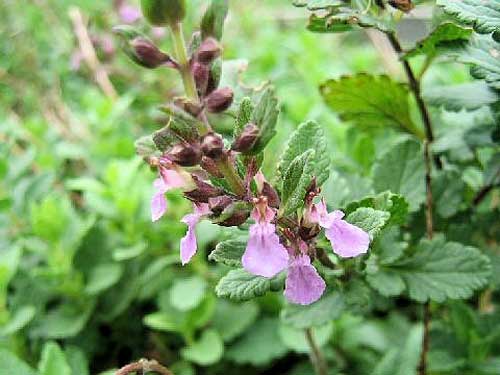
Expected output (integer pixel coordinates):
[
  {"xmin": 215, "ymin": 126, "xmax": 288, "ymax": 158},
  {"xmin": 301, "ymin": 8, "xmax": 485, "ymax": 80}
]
[
  {"xmin": 201, "ymin": 0, "xmax": 229, "ymax": 40},
  {"xmin": 135, "ymin": 134, "xmax": 158, "ymax": 158},
  {"xmin": 38, "ymin": 342, "xmax": 71, "ymax": 375},
  {"xmin": 375, "ymin": 237, "xmax": 491, "ymax": 303},
  {"xmin": 208, "ymin": 239, "xmax": 246, "ymax": 266},
  {"xmin": 226, "ymin": 318, "xmax": 288, "ymax": 366},
  {"xmin": 278, "ymin": 121, "xmax": 330, "ymax": 187},
  {"xmin": 307, "ymin": 7, "xmax": 394, "ymax": 33},
  {"xmin": 344, "ymin": 192, "xmax": 409, "ymax": 226},
  {"xmin": 280, "ymin": 292, "xmax": 345, "ymax": 329},
  {"xmin": 281, "ymin": 149, "xmax": 316, "ymax": 215},
  {"xmin": 404, "ymin": 22, "xmax": 472, "ymax": 59},
  {"xmin": 181, "ymin": 329, "xmax": 224, "ymax": 366},
  {"xmin": 373, "ymin": 139, "xmax": 425, "ymax": 212},
  {"xmin": 234, "ymin": 97, "xmax": 254, "ymax": 138},
  {"xmin": 307, "ymin": 13, "xmax": 353, "ymax": 33},
  {"xmin": 0, "ymin": 349, "xmax": 37, "ymax": 375},
  {"xmin": 249, "ymin": 87, "xmax": 280, "ymax": 154},
  {"xmin": 436, "ymin": 0, "xmax": 500, "ymax": 36},
  {"xmin": 346, "ymin": 207, "xmax": 390, "ymax": 238},
  {"xmin": 320, "ymin": 74, "xmax": 423, "ymax": 138},
  {"xmin": 423, "ymin": 81, "xmax": 499, "ymax": 111},
  {"xmin": 215, "ymin": 269, "xmax": 271, "ymax": 301},
  {"xmin": 212, "ymin": 300, "xmax": 259, "ymax": 342},
  {"xmin": 366, "ymin": 270, "xmax": 406, "ymax": 297}
]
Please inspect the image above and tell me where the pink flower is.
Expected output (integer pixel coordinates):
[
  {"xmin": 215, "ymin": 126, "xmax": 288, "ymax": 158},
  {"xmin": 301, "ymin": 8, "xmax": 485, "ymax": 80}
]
[
  {"xmin": 151, "ymin": 165, "xmax": 185, "ymax": 222},
  {"xmin": 180, "ymin": 203, "xmax": 211, "ymax": 265},
  {"xmin": 242, "ymin": 204, "xmax": 289, "ymax": 278},
  {"xmin": 309, "ymin": 200, "xmax": 370, "ymax": 258},
  {"xmin": 284, "ymin": 254, "xmax": 326, "ymax": 305},
  {"xmin": 119, "ymin": 4, "xmax": 141, "ymax": 24}
]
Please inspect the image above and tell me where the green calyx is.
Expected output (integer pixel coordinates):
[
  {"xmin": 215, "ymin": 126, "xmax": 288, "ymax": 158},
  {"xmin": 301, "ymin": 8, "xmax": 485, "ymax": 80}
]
[{"xmin": 140, "ymin": 0, "xmax": 186, "ymax": 26}]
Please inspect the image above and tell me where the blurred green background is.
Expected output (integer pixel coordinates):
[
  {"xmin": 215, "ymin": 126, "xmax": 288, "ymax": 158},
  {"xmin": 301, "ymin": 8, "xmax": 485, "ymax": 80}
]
[{"xmin": 1, "ymin": 1, "xmax": 497, "ymax": 375}]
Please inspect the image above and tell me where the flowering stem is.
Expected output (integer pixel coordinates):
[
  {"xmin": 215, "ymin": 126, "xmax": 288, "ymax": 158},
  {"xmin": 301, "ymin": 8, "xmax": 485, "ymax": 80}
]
[
  {"xmin": 215, "ymin": 155, "xmax": 246, "ymax": 197},
  {"xmin": 386, "ymin": 32, "xmax": 436, "ymax": 375},
  {"xmin": 115, "ymin": 359, "xmax": 174, "ymax": 375},
  {"xmin": 305, "ymin": 328, "xmax": 328, "ymax": 375}
]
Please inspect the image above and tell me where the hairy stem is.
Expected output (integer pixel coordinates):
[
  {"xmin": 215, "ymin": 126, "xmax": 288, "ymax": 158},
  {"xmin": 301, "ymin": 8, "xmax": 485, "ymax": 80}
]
[
  {"xmin": 115, "ymin": 359, "xmax": 174, "ymax": 375},
  {"xmin": 305, "ymin": 328, "xmax": 328, "ymax": 375},
  {"xmin": 387, "ymin": 32, "xmax": 437, "ymax": 375}
]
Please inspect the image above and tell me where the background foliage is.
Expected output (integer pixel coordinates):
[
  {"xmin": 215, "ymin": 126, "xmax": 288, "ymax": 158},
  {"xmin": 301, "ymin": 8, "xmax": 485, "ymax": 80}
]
[{"xmin": 1, "ymin": 0, "xmax": 499, "ymax": 374}]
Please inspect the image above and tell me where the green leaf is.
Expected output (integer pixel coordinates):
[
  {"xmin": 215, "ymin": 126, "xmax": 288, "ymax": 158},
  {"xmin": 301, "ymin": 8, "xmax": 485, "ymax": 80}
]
[
  {"xmin": 249, "ymin": 87, "xmax": 280, "ymax": 154},
  {"xmin": 307, "ymin": 13, "xmax": 353, "ymax": 33},
  {"xmin": 38, "ymin": 342, "xmax": 71, "ymax": 375},
  {"xmin": 84, "ymin": 263, "xmax": 123, "ymax": 295},
  {"xmin": 374, "ymin": 237, "xmax": 491, "ymax": 302},
  {"xmin": 211, "ymin": 300, "xmax": 259, "ymax": 342},
  {"xmin": 134, "ymin": 134, "xmax": 158, "ymax": 159},
  {"xmin": 373, "ymin": 139, "xmax": 425, "ymax": 212},
  {"xmin": 433, "ymin": 170, "xmax": 466, "ymax": 218},
  {"xmin": 170, "ymin": 276, "xmax": 207, "ymax": 312},
  {"xmin": 181, "ymin": 329, "xmax": 224, "ymax": 366},
  {"xmin": 447, "ymin": 35, "xmax": 500, "ymax": 90},
  {"xmin": 281, "ymin": 149, "xmax": 316, "ymax": 215},
  {"xmin": 215, "ymin": 269, "xmax": 271, "ymax": 301},
  {"xmin": 0, "ymin": 349, "xmax": 37, "ymax": 375},
  {"xmin": 293, "ymin": 0, "xmax": 344, "ymax": 10},
  {"xmin": 201, "ymin": 0, "xmax": 229, "ymax": 40},
  {"xmin": 280, "ymin": 292, "xmax": 345, "ymax": 329},
  {"xmin": 320, "ymin": 74, "xmax": 423, "ymax": 137},
  {"xmin": 0, "ymin": 305, "xmax": 36, "ymax": 335},
  {"xmin": 143, "ymin": 312, "xmax": 180, "ymax": 333},
  {"xmin": 65, "ymin": 347, "xmax": 89, "ymax": 375},
  {"xmin": 436, "ymin": 0, "xmax": 500, "ymax": 36},
  {"xmin": 404, "ymin": 22, "xmax": 472, "ymax": 59},
  {"xmin": 484, "ymin": 152, "xmax": 500, "ymax": 186},
  {"xmin": 423, "ymin": 81, "xmax": 499, "ymax": 111},
  {"xmin": 113, "ymin": 242, "xmax": 147, "ymax": 261},
  {"xmin": 234, "ymin": 97, "xmax": 254, "ymax": 138},
  {"xmin": 346, "ymin": 207, "xmax": 390, "ymax": 238},
  {"xmin": 366, "ymin": 270, "xmax": 406, "ymax": 297},
  {"xmin": 307, "ymin": 8, "xmax": 394, "ymax": 33},
  {"xmin": 208, "ymin": 239, "xmax": 246, "ymax": 267},
  {"xmin": 344, "ymin": 192, "xmax": 409, "ymax": 226},
  {"xmin": 226, "ymin": 318, "xmax": 288, "ymax": 366},
  {"xmin": 279, "ymin": 322, "xmax": 333, "ymax": 353},
  {"xmin": 278, "ymin": 121, "xmax": 330, "ymax": 187},
  {"xmin": 158, "ymin": 105, "xmax": 201, "ymax": 143}
]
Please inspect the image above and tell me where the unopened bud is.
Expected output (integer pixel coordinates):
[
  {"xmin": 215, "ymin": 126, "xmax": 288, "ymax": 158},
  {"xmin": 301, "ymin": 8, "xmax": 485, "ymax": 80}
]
[
  {"xmin": 201, "ymin": 133, "xmax": 224, "ymax": 159},
  {"xmin": 192, "ymin": 61, "xmax": 210, "ymax": 96},
  {"xmin": 130, "ymin": 38, "xmax": 176, "ymax": 68},
  {"xmin": 167, "ymin": 142, "xmax": 202, "ymax": 166},
  {"xmin": 196, "ymin": 38, "xmax": 221, "ymax": 64},
  {"xmin": 174, "ymin": 97, "xmax": 203, "ymax": 117},
  {"xmin": 262, "ymin": 182, "xmax": 280, "ymax": 208},
  {"xmin": 211, "ymin": 201, "xmax": 251, "ymax": 227},
  {"xmin": 140, "ymin": 0, "xmax": 186, "ymax": 26},
  {"xmin": 232, "ymin": 123, "xmax": 259, "ymax": 152},
  {"xmin": 184, "ymin": 176, "xmax": 223, "ymax": 202},
  {"xmin": 205, "ymin": 87, "xmax": 234, "ymax": 113},
  {"xmin": 388, "ymin": 0, "xmax": 413, "ymax": 12},
  {"xmin": 200, "ymin": 156, "xmax": 223, "ymax": 177},
  {"xmin": 208, "ymin": 196, "xmax": 233, "ymax": 215}
]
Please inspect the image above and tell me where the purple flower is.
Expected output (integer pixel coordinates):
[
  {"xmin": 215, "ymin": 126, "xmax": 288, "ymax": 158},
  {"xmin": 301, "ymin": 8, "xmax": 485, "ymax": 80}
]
[
  {"xmin": 119, "ymin": 4, "xmax": 141, "ymax": 24},
  {"xmin": 284, "ymin": 254, "xmax": 326, "ymax": 305},
  {"xmin": 151, "ymin": 165, "xmax": 186, "ymax": 222},
  {"xmin": 180, "ymin": 203, "xmax": 211, "ymax": 265},
  {"xmin": 242, "ymin": 203, "xmax": 289, "ymax": 278},
  {"xmin": 309, "ymin": 200, "xmax": 370, "ymax": 258}
]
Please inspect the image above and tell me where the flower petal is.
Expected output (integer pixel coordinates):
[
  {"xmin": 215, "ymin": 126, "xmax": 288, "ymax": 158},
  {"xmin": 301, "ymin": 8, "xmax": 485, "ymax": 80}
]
[
  {"xmin": 325, "ymin": 219, "xmax": 370, "ymax": 258},
  {"xmin": 180, "ymin": 203, "xmax": 210, "ymax": 265},
  {"xmin": 242, "ymin": 222, "xmax": 289, "ymax": 278},
  {"xmin": 119, "ymin": 5, "xmax": 141, "ymax": 23},
  {"xmin": 284, "ymin": 255, "xmax": 326, "ymax": 305},
  {"xmin": 151, "ymin": 178, "xmax": 168, "ymax": 222},
  {"xmin": 161, "ymin": 168, "xmax": 185, "ymax": 189}
]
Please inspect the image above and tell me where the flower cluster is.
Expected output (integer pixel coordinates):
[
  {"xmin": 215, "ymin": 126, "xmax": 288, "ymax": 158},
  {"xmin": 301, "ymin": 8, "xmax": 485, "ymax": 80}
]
[{"xmin": 118, "ymin": 0, "xmax": 370, "ymax": 305}]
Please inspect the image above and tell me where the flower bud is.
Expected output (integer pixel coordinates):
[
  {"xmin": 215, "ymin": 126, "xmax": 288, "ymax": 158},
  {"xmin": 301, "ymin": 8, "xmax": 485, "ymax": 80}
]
[
  {"xmin": 201, "ymin": 133, "xmax": 224, "ymax": 159},
  {"xmin": 211, "ymin": 201, "xmax": 251, "ymax": 227},
  {"xmin": 192, "ymin": 61, "xmax": 210, "ymax": 96},
  {"xmin": 204, "ymin": 87, "xmax": 234, "ymax": 113},
  {"xmin": 174, "ymin": 97, "xmax": 203, "ymax": 117},
  {"xmin": 388, "ymin": 0, "xmax": 413, "ymax": 12},
  {"xmin": 206, "ymin": 59, "xmax": 222, "ymax": 95},
  {"xmin": 262, "ymin": 182, "xmax": 280, "ymax": 208},
  {"xmin": 130, "ymin": 38, "xmax": 176, "ymax": 68},
  {"xmin": 232, "ymin": 123, "xmax": 259, "ymax": 152},
  {"xmin": 200, "ymin": 156, "xmax": 223, "ymax": 177},
  {"xmin": 184, "ymin": 176, "xmax": 223, "ymax": 202},
  {"xmin": 208, "ymin": 196, "xmax": 233, "ymax": 215},
  {"xmin": 140, "ymin": 0, "xmax": 186, "ymax": 26},
  {"xmin": 167, "ymin": 142, "xmax": 202, "ymax": 166},
  {"xmin": 196, "ymin": 38, "xmax": 221, "ymax": 64}
]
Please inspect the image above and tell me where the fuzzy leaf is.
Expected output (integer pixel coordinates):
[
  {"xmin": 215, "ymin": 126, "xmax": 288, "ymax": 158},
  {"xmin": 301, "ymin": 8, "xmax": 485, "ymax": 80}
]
[
  {"xmin": 278, "ymin": 121, "xmax": 330, "ymax": 187},
  {"xmin": 249, "ymin": 87, "xmax": 280, "ymax": 154},
  {"xmin": 346, "ymin": 207, "xmax": 390, "ymax": 238},
  {"xmin": 293, "ymin": 0, "xmax": 344, "ymax": 10},
  {"xmin": 281, "ymin": 149, "xmax": 316, "ymax": 215},
  {"xmin": 373, "ymin": 140, "xmax": 425, "ymax": 212},
  {"xmin": 371, "ymin": 237, "xmax": 491, "ymax": 302},
  {"xmin": 307, "ymin": 13, "xmax": 353, "ymax": 33},
  {"xmin": 134, "ymin": 134, "xmax": 158, "ymax": 158},
  {"xmin": 215, "ymin": 269, "xmax": 271, "ymax": 301},
  {"xmin": 208, "ymin": 239, "xmax": 246, "ymax": 267},
  {"xmin": 320, "ymin": 74, "xmax": 423, "ymax": 137},
  {"xmin": 345, "ymin": 192, "xmax": 409, "ymax": 226},
  {"xmin": 158, "ymin": 105, "xmax": 201, "ymax": 143},
  {"xmin": 201, "ymin": 0, "xmax": 229, "ymax": 40},
  {"xmin": 423, "ymin": 81, "xmax": 499, "ymax": 111},
  {"xmin": 404, "ymin": 22, "xmax": 472, "ymax": 59},
  {"xmin": 436, "ymin": 0, "xmax": 500, "ymax": 36},
  {"xmin": 307, "ymin": 8, "xmax": 394, "ymax": 33},
  {"xmin": 234, "ymin": 97, "xmax": 254, "ymax": 138}
]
